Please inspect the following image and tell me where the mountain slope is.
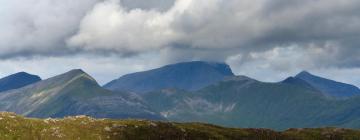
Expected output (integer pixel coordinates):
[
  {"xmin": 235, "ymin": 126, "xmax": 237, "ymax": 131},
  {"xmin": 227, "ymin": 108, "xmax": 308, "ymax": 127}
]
[
  {"xmin": 295, "ymin": 71, "xmax": 360, "ymax": 97},
  {"xmin": 143, "ymin": 76, "xmax": 360, "ymax": 130},
  {"xmin": 104, "ymin": 61, "xmax": 234, "ymax": 93},
  {"xmin": 281, "ymin": 77, "xmax": 317, "ymax": 90},
  {"xmin": 0, "ymin": 69, "xmax": 163, "ymax": 120},
  {"xmin": 0, "ymin": 72, "xmax": 41, "ymax": 92}
]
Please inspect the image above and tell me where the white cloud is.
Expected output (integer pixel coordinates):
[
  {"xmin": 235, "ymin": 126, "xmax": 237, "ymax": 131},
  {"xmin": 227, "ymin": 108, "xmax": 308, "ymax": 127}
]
[
  {"xmin": 68, "ymin": 0, "xmax": 179, "ymax": 53},
  {"xmin": 68, "ymin": 0, "xmax": 269, "ymax": 52},
  {"xmin": 0, "ymin": 0, "xmax": 100, "ymax": 56},
  {"xmin": 69, "ymin": 0, "xmax": 360, "ymax": 54}
]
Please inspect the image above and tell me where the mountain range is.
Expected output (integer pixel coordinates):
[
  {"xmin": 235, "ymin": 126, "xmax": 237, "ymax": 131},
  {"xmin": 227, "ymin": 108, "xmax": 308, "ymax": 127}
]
[
  {"xmin": 143, "ymin": 76, "xmax": 360, "ymax": 130},
  {"xmin": 0, "ymin": 69, "xmax": 162, "ymax": 120},
  {"xmin": 0, "ymin": 61, "xmax": 359, "ymax": 130}
]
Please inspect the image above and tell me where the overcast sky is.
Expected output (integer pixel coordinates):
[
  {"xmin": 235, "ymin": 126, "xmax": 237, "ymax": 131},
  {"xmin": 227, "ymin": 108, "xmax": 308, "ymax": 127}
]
[{"xmin": 0, "ymin": 0, "xmax": 359, "ymax": 86}]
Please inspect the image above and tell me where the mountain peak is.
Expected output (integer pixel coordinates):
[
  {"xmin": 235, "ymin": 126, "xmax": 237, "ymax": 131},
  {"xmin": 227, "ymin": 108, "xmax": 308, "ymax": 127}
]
[
  {"xmin": 10, "ymin": 72, "xmax": 41, "ymax": 78},
  {"xmin": 45, "ymin": 69, "xmax": 98, "ymax": 87},
  {"xmin": 67, "ymin": 69, "xmax": 86, "ymax": 75},
  {"xmin": 294, "ymin": 71, "xmax": 360, "ymax": 97},
  {"xmin": 0, "ymin": 72, "xmax": 41, "ymax": 92},
  {"xmin": 62, "ymin": 69, "xmax": 90, "ymax": 78},
  {"xmin": 15, "ymin": 71, "xmax": 32, "ymax": 75},
  {"xmin": 71, "ymin": 69, "xmax": 96, "ymax": 81},
  {"xmin": 296, "ymin": 71, "xmax": 312, "ymax": 77},
  {"xmin": 104, "ymin": 61, "xmax": 235, "ymax": 93},
  {"xmin": 281, "ymin": 76, "xmax": 315, "ymax": 90}
]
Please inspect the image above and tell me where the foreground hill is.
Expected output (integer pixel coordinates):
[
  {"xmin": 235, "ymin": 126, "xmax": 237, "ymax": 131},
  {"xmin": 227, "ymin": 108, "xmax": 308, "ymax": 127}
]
[
  {"xmin": 0, "ymin": 70, "xmax": 162, "ymax": 120},
  {"xmin": 0, "ymin": 112, "xmax": 360, "ymax": 140},
  {"xmin": 0, "ymin": 72, "xmax": 41, "ymax": 92},
  {"xmin": 104, "ymin": 61, "xmax": 234, "ymax": 93},
  {"xmin": 143, "ymin": 76, "xmax": 360, "ymax": 130}
]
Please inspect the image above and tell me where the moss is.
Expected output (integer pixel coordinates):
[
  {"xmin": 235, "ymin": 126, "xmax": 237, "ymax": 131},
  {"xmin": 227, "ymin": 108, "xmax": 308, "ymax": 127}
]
[{"xmin": 0, "ymin": 112, "xmax": 359, "ymax": 140}]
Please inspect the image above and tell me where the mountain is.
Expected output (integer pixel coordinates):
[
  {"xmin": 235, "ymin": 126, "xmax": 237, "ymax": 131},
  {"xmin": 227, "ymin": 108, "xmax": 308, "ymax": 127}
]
[
  {"xmin": 281, "ymin": 77, "xmax": 317, "ymax": 90},
  {"xmin": 104, "ymin": 61, "xmax": 235, "ymax": 93},
  {"xmin": 0, "ymin": 72, "xmax": 41, "ymax": 92},
  {"xmin": 0, "ymin": 69, "xmax": 163, "ymax": 120},
  {"xmin": 142, "ymin": 75, "xmax": 360, "ymax": 130},
  {"xmin": 295, "ymin": 71, "xmax": 360, "ymax": 97}
]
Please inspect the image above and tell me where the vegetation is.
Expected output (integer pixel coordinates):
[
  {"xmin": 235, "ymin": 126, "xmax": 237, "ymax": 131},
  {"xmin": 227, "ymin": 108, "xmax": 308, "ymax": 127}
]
[
  {"xmin": 0, "ymin": 112, "xmax": 359, "ymax": 140},
  {"xmin": 144, "ymin": 78, "xmax": 360, "ymax": 130}
]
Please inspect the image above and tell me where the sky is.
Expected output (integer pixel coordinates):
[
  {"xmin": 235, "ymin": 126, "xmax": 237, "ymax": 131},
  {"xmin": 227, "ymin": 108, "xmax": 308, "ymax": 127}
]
[{"xmin": 0, "ymin": 0, "xmax": 359, "ymax": 86}]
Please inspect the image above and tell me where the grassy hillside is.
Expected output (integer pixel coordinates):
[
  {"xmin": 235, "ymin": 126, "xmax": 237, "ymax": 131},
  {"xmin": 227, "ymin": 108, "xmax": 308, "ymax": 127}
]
[{"xmin": 0, "ymin": 112, "xmax": 360, "ymax": 140}]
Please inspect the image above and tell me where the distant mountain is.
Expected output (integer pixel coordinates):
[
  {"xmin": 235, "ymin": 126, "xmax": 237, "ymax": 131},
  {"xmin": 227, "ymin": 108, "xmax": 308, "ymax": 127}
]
[
  {"xmin": 295, "ymin": 71, "xmax": 360, "ymax": 97},
  {"xmin": 104, "ymin": 61, "xmax": 235, "ymax": 93},
  {"xmin": 0, "ymin": 69, "xmax": 163, "ymax": 120},
  {"xmin": 0, "ymin": 72, "xmax": 41, "ymax": 92},
  {"xmin": 281, "ymin": 77, "xmax": 317, "ymax": 90},
  {"xmin": 142, "ymin": 75, "xmax": 360, "ymax": 130}
]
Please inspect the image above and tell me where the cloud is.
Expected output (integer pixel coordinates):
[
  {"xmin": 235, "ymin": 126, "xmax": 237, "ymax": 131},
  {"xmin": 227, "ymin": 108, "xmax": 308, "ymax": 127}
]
[
  {"xmin": 0, "ymin": 0, "xmax": 102, "ymax": 57},
  {"xmin": 68, "ymin": 0, "xmax": 179, "ymax": 54},
  {"xmin": 0, "ymin": 0, "xmax": 359, "ymax": 86},
  {"xmin": 68, "ymin": 0, "xmax": 266, "ymax": 53},
  {"xmin": 68, "ymin": 0, "xmax": 360, "ymax": 65},
  {"xmin": 121, "ymin": 0, "xmax": 175, "ymax": 11},
  {"xmin": 1, "ymin": 0, "xmax": 359, "ymax": 63},
  {"xmin": 70, "ymin": 0, "xmax": 360, "ymax": 48}
]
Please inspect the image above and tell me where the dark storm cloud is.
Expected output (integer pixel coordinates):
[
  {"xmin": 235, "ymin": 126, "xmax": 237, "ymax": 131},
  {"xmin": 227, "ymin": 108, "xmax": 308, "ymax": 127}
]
[{"xmin": 253, "ymin": 0, "xmax": 360, "ymax": 47}]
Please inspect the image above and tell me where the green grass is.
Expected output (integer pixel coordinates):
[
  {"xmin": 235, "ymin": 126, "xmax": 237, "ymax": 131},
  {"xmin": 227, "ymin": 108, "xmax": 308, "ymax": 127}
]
[{"xmin": 0, "ymin": 112, "xmax": 360, "ymax": 140}]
